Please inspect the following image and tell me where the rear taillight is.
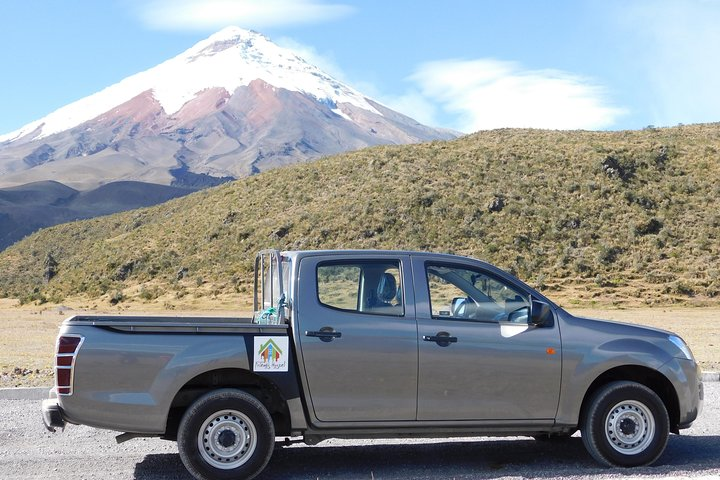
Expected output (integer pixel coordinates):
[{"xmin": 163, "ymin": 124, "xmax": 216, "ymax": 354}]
[{"xmin": 55, "ymin": 335, "xmax": 83, "ymax": 395}]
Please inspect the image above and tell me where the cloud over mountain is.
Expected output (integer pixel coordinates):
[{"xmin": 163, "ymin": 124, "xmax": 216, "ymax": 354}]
[
  {"xmin": 135, "ymin": 0, "xmax": 355, "ymax": 31},
  {"xmin": 395, "ymin": 59, "xmax": 626, "ymax": 132}
]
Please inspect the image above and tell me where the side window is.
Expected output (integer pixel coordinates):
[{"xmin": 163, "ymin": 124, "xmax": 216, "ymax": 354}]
[
  {"xmin": 317, "ymin": 261, "xmax": 403, "ymax": 316},
  {"xmin": 426, "ymin": 264, "xmax": 529, "ymax": 323}
]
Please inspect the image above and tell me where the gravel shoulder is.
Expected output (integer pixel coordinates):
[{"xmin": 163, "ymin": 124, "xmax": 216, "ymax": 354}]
[{"xmin": 1, "ymin": 384, "xmax": 718, "ymax": 480}]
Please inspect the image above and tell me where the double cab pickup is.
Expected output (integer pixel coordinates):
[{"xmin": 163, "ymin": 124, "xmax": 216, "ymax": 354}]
[{"xmin": 42, "ymin": 250, "xmax": 703, "ymax": 480}]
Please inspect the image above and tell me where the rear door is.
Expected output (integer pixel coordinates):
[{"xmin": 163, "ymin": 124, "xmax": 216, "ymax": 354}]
[
  {"xmin": 296, "ymin": 254, "xmax": 417, "ymax": 422},
  {"xmin": 413, "ymin": 257, "xmax": 562, "ymax": 421}
]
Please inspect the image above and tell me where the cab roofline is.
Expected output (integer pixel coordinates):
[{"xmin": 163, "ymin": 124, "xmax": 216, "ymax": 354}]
[{"xmin": 281, "ymin": 249, "xmax": 480, "ymax": 262}]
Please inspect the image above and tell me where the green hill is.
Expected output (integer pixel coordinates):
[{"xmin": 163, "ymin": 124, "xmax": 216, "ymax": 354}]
[{"xmin": 2, "ymin": 124, "xmax": 719, "ymax": 307}]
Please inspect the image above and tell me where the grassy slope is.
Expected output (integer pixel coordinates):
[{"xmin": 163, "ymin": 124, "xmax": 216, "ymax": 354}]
[{"xmin": 1, "ymin": 125, "xmax": 719, "ymax": 307}]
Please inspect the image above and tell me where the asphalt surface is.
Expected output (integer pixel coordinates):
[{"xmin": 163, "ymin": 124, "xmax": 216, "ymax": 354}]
[{"xmin": 0, "ymin": 383, "xmax": 718, "ymax": 480}]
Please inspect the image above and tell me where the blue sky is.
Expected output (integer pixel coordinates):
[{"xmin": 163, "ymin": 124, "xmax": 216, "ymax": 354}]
[{"xmin": 1, "ymin": 0, "xmax": 719, "ymax": 135}]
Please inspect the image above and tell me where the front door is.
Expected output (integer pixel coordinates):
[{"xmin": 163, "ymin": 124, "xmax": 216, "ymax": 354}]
[
  {"xmin": 414, "ymin": 259, "xmax": 562, "ymax": 421},
  {"xmin": 296, "ymin": 255, "xmax": 417, "ymax": 422}
]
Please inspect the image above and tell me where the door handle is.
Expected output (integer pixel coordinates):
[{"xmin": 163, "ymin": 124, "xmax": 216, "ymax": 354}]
[
  {"xmin": 423, "ymin": 332, "xmax": 458, "ymax": 346},
  {"xmin": 305, "ymin": 327, "xmax": 342, "ymax": 342}
]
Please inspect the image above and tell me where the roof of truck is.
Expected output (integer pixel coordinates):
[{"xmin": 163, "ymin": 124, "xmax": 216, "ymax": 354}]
[{"xmin": 280, "ymin": 249, "xmax": 480, "ymax": 261}]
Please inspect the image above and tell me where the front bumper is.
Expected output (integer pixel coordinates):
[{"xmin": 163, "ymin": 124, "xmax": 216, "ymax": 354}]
[
  {"xmin": 678, "ymin": 363, "xmax": 704, "ymax": 429},
  {"xmin": 661, "ymin": 359, "xmax": 703, "ymax": 430},
  {"xmin": 42, "ymin": 398, "xmax": 67, "ymax": 432}
]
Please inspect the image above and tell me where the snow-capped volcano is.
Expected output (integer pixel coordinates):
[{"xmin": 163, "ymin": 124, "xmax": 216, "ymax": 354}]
[
  {"xmin": 1, "ymin": 27, "xmax": 381, "ymax": 144},
  {"xmin": 0, "ymin": 26, "xmax": 456, "ymax": 191}
]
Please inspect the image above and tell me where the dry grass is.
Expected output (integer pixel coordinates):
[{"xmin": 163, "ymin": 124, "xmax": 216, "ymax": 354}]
[
  {"xmin": 1, "ymin": 299, "xmax": 716, "ymax": 388},
  {"xmin": 4, "ymin": 124, "xmax": 720, "ymax": 306},
  {"xmin": 0, "ymin": 299, "xmax": 62, "ymax": 387}
]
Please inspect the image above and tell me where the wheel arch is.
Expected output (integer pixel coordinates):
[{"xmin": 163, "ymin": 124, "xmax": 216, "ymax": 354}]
[
  {"xmin": 579, "ymin": 365, "xmax": 680, "ymax": 433},
  {"xmin": 164, "ymin": 368, "xmax": 291, "ymax": 440}
]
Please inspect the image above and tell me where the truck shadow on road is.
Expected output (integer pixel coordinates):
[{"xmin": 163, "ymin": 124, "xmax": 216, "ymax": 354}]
[{"xmin": 134, "ymin": 435, "xmax": 720, "ymax": 479}]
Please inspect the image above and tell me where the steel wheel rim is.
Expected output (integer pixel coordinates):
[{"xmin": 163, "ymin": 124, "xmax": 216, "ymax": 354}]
[
  {"xmin": 604, "ymin": 399, "xmax": 655, "ymax": 455},
  {"xmin": 198, "ymin": 409, "xmax": 257, "ymax": 469}
]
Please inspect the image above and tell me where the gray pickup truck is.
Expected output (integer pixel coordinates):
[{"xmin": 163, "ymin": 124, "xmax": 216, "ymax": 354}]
[{"xmin": 42, "ymin": 249, "xmax": 703, "ymax": 480}]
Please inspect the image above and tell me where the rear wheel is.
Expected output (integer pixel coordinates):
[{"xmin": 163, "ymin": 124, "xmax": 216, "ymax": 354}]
[
  {"xmin": 178, "ymin": 389, "xmax": 275, "ymax": 480},
  {"xmin": 581, "ymin": 381, "xmax": 669, "ymax": 467}
]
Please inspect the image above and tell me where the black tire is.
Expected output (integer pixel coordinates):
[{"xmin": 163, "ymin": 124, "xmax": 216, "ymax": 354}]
[
  {"xmin": 177, "ymin": 389, "xmax": 275, "ymax": 480},
  {"xmin": 581, "ymin": 381, "xmax": 669, "ymax": 467}
]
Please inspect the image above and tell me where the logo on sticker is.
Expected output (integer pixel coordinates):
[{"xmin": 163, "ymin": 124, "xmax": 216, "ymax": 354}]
[{"xmin": 254, "ymin": 336, "xmax": 289, "ymax": 372}]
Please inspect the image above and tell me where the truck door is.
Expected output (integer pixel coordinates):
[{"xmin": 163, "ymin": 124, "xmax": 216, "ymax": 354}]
[
  {"xmin": 296, "ymin": 255, "xmax": 417, "ymax": 422},
  {"xmin": 413, "ymin": 258, "xmax": 561, "ymax": 422}
]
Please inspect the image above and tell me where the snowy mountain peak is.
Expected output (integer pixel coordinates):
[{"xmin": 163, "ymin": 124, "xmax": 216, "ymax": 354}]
[
  {"xmin": 185, "ymin": 27, "xmax": 268, "ymax": 60},
  {"xmin": 0, "ymin": 26, "xmax": 378, "ymax": 143},
  {"xmin": 208, "ymin": 25, "xmax": 265, "ymax": 44},
  {"xmin": 208, "ymin": 25, "xmax": 262, "ymax": 42}
]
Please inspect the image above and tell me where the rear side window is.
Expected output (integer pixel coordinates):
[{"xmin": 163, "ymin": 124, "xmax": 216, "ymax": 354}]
[{"xmin": 317, "ymin": 261, "xmax": 403, "ymax": 316}]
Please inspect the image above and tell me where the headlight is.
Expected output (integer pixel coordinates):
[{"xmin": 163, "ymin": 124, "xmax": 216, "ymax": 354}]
[{"xmin": 668, "ymin": 335, "xmax": 694, "ymax": 361}]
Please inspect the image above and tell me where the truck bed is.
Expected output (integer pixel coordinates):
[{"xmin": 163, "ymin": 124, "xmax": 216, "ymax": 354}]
[
  {"xmin": 64, "ymin": 314, "xmax": 288, "ymax": 333},
  {"xmin": 51, "ymin": 314, "xmax": 295, "ymax": 434}
]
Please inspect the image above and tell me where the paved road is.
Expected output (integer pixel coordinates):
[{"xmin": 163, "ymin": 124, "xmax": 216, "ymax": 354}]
[{"xmin": 1, "ymin": 384, "xmax": 718, "ymax": 480}]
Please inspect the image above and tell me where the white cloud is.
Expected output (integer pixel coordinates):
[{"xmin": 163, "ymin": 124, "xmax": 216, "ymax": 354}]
[
  {"xmin": 388, "ymin": 59, "xmax": 626, "ymax": 133},
  {"xmin": 136, "ymin": 0, "xmax": 354, "ymax": 31},
  {"xmin": 610, "ymin": 0, "xmax": 720, "ymax": 126}
]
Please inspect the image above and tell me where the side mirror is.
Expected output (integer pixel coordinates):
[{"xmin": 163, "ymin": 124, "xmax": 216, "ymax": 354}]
[
  {"xmin": 507, "ymin": 306, "xmax": 530, "ymax": 323},
  {"xmin": 530, "ymin": 299, "xmax": 553, "ymax": 327},
  {"xmin": 451, "ymin": 297, "xmax": 466, "ymax": 316}
]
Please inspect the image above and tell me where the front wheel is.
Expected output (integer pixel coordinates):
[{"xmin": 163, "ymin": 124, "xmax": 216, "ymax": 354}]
[
  {"xmin": 178, "ymin": 389, "xmax": 275, "ymax": 480},
  {"xmin": 582, "ymin": 381, "xmax": 669, "ymax": 467}
]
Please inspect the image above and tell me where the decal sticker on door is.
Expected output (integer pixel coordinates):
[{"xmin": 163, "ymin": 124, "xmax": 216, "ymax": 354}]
[{"xmin": 253, "ymin": 336, "xmax": 289, "ymax": 372}]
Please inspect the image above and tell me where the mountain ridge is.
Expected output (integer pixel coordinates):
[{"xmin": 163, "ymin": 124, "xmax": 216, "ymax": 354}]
[{"xmin": 0, "ymin": 180, "xmax": 199, "ymax": 251}]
